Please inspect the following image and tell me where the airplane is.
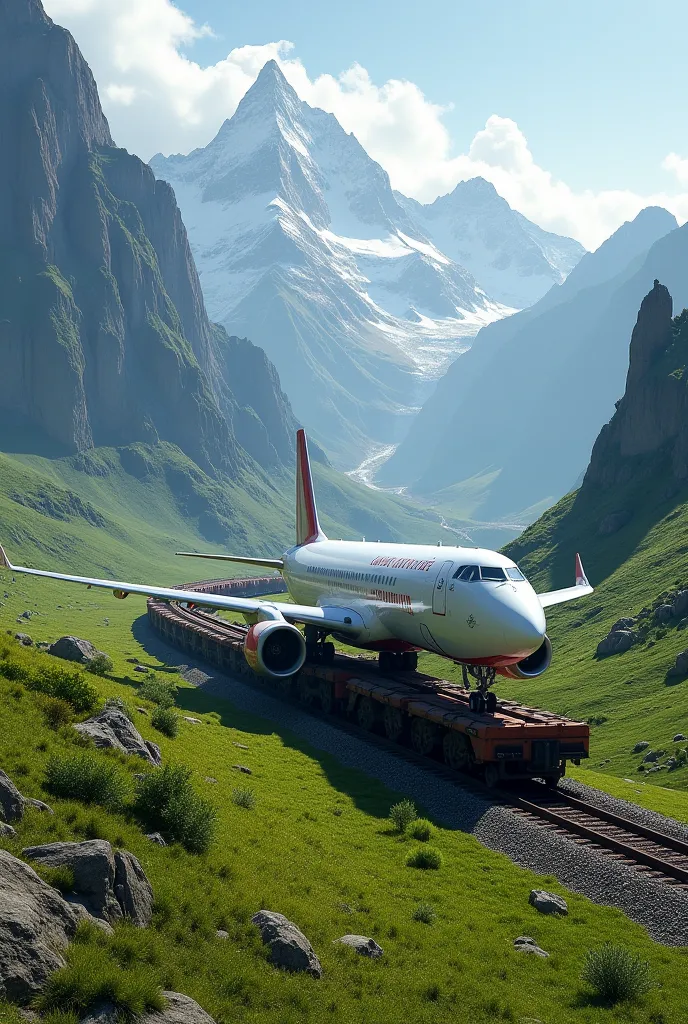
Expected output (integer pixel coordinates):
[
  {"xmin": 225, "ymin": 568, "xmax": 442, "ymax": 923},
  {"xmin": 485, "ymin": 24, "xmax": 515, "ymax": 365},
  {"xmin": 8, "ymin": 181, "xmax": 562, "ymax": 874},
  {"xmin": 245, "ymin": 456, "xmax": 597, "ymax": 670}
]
[{"xmin": 0, "ymin": 429, "xmax": 593, "ymax": 713}]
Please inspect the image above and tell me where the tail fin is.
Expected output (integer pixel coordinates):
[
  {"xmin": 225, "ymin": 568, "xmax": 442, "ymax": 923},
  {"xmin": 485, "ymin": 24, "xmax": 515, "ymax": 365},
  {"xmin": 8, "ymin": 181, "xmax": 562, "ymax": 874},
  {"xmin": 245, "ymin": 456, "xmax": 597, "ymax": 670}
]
[
  {"xmin": 296, "ymin": 429, "xmax": 326, "ymax": 546},
  {"xmin": 0, "ymin": 544, "xmax": 13, "ymax": 570}
]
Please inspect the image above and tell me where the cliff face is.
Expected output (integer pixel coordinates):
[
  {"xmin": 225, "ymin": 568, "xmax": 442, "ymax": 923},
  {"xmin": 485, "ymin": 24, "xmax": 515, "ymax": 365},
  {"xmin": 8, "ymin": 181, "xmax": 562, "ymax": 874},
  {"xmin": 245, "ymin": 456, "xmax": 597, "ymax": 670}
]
[
  {"xmin": 583, "ymin": 280, "xmax": 688, "ymax": 491},
  {"xmin": 0, "ymin": 0, "xmax": 295, "ymax": 473}
]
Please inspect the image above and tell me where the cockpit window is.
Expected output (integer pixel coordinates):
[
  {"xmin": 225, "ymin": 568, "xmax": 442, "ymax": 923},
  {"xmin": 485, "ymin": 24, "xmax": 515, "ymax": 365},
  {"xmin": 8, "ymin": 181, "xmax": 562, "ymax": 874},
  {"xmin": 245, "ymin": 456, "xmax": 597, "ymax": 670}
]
[
  {"xmin": 453, "ymin": 564, "xmax": 480, "ymax": 581},
  {"xmin": 506, "ymin": 566, "xmax": 526, "ymax": 582},
  {"xmin": 480, "ymin": 566, "xmax": 507, "ymax": 581}
]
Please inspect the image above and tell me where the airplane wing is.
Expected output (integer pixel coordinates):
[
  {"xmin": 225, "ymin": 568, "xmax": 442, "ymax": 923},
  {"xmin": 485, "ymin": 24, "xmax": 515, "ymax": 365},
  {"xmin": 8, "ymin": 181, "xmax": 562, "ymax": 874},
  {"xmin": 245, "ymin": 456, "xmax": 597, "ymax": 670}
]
[
  {"xmin": 176, "ymin": 552, "xmax": 284, "ymax": 570},
  {"xmin": 537, "ymin": 553, "xmax": 593, "ymax": 608},
  {"xmin": 0, "ymin": 544, "xmax": 363, "ymax": 635}
]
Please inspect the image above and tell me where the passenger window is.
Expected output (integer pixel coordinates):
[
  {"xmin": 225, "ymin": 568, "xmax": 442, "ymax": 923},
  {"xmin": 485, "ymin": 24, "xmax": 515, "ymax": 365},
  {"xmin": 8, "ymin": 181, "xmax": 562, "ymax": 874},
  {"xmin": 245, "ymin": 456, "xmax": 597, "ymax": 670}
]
[
  {"xmin": 506, "ymin": 566, "xmax": 526, "ymax": 582},
  {"xmin": 480, "ymin": 566, "xmax": 507, "ymax": 581}
]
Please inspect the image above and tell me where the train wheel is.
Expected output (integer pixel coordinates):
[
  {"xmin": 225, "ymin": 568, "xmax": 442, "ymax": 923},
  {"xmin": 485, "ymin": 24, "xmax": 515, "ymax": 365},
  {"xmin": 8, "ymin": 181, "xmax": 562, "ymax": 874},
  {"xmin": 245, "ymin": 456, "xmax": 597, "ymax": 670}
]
[
  {"xmin": 379, "ymin": 651, "xmax": 395, "ymax": 675},
  {"xmin": 297, "ymin": 677, "xmax": 316, "ymax": 707},
  {"xmin": 383, "ymin": 705, "xmax": 405, "ymax": 743},
  {"xmin": 356, "ymin": 696, "xmax": 377, "ymax": 731},
  {"xmin": 401, "ymin": 651, "xmax": 418, "ymax": 672},
  {"xmin": 410, "ymin": 718, "xmax": 437, "ymax": 756},
  {"xmin": 469, "ymin": 692, "xmax": 486, "ymax": 715},
  {"xmin": 442, "ymin": 731, "xmax": 471, "ymax": 771},
  {"xmin": 485, "ymin": 692, "xmax": 498, "ymax": 714},
  {"xmin": 319, "ymin": 680, "xmax": 333, "ymax": 714}
]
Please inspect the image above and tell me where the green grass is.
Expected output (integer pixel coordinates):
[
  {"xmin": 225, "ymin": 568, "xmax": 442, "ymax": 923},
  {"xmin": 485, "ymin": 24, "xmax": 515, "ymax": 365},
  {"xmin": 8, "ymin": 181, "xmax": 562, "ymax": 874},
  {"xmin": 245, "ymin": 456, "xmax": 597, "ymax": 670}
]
[{"xmin": 1, "ymin": 631, "xmax": 688, "ymax": 1023}]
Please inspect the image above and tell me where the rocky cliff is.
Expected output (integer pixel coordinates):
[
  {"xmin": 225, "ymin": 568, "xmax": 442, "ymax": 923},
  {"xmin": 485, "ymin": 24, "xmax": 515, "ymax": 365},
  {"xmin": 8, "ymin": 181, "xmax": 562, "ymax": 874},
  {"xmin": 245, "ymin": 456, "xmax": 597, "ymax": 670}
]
[{"xmin": 0, "ymin": 0, "xmax": 295, "ymax": 473}]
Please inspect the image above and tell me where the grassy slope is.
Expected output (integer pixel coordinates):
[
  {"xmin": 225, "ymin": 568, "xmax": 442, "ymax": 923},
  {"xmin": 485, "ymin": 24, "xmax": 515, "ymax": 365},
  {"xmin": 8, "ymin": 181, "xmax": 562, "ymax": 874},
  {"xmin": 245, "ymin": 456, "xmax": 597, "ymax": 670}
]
[{"xmin": 1, "ymin": 635, "xmax": 687, "ymax": 1024}]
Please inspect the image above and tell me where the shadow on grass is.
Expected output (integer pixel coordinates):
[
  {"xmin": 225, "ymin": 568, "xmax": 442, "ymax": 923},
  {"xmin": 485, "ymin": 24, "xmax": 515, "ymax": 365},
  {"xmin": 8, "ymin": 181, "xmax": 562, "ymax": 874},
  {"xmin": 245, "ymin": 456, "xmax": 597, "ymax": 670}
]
[{"xmin": 131, "ymin": 615, "xmax": 488, "ymax": 831}]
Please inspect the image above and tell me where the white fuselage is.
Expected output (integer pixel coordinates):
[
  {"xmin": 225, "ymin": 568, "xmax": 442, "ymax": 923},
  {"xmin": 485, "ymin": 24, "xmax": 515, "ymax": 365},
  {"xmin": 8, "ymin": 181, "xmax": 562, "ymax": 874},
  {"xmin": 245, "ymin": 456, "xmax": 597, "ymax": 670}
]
[{"xmin": 282, "ymin": 539, "xmax": 546, "ymax": 665}]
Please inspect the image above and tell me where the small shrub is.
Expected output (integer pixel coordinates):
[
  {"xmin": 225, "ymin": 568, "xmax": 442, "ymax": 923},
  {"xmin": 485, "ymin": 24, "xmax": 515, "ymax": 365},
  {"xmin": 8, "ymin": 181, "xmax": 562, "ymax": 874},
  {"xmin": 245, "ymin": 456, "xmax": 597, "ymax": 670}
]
[
  {"xmin": 86, "ymin": 654, "xmax": 113, "ymax": 677},
  {"xmin": 151, "ymin": 706, "xmax": 178, "ymax": 738},
  {"xmin": 406, "ymin": 846, "xmax": 443, "ymax": 870},
  {"xmin": 137, "ymin": 676, "xmax": 176, "ymax": 708},
  {"xmin": 37, "ymin": 864, "xmax": 76, "ymax": 895},
  {"xmin": 232, "ymin": 787, "xmax": 256, "ymax": 810},
  {"xmin": 409, "ymin": 818, "xmax": 433, "ymax": 841},
  {"xmin": 45, "ymin": 753, "xmax": 128, "ymax": 809},
  {"xmin": 0, "ymin": 659, "xmax": 30, "ymax": 683},
  {"xmin": 134, "ymin": 764, "xmax": 217, "ymax": 853},
  {"xmin": 412, "ymin": 902, "xmax": 436, "ymax": 924},
  {"xmin": 581, "ymin": 944, "xmax": 652, "ymax": 1004},
  {"xmin": 29, "ymin": 665, "xmax": 98, "ymax": 713},
  {"xmin": 389, "ymin": 799, "xmax": 417, "ymax": 833},
  {"xmin": 103, "ymin": 696, "xmax": 132, "ymax": 721},
  {"xmin": 39, "ymin": 695, "xmax": 74, "ymax": 730}
]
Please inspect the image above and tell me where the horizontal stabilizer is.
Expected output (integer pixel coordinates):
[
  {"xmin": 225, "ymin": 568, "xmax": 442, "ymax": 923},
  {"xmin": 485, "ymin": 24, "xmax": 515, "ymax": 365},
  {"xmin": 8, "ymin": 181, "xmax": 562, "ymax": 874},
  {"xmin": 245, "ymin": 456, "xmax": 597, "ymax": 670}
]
[
  {"xmin": 537, "ymin": 552, "xmax": 593, "ymax": 609},
  {"xmin": 176, "ymin": 552, "xmax": 284, "ymax": 570}
]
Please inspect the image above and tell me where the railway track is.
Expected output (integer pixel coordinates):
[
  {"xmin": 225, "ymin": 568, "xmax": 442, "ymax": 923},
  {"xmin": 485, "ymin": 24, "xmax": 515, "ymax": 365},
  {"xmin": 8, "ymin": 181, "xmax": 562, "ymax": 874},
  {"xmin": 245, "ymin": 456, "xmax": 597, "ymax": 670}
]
[{"xmin": 149, "ymin": 581, "xmax": 688, "ymax": 889}]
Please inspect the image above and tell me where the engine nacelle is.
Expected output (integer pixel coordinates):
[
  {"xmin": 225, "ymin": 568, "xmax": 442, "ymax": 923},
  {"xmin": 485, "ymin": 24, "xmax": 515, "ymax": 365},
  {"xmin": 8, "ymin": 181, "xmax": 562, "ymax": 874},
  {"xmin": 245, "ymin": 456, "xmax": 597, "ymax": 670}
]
[
  {"xmin": 244, "ymin": 619, "xmax": 306, "ymax": 678},
  {"xmin": 499, "ymin": 635, "xmax": 552, "ymax": 679}
]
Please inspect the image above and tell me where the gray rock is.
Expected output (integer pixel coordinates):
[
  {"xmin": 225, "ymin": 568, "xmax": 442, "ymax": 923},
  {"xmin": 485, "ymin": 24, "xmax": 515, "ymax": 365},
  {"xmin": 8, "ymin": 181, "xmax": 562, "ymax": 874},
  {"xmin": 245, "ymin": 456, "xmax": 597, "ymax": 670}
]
[
  {"xmin": 113, "ymin": 850, "xmax": 154, "ymax": 927},
  {"xmin": 48, "ymin": 636, "xmax": 105, "ymax": 664},
  {"xmin": 0, "ymin": 822, "xmax": 17, "ymax": 838},
  {"xmin": 134, "ymin": 665, "xmax": 150, "ymax": 674},
  {"xmin": 335, "ymin": 934, "xmax": 384, "ymax": 959},
  {"xmin": 137, "ymin": 707, "xmax": 149, "ymax": 715},
  {"xmin": 0, "ymin": 847, "xmax": 83, "ymax": 1003},
  {"xmin": 0, "ymin": 769, "xmax": 25, "ymax": 823},
  {"xmin": 74, "ymin": 708, "xmax": 160, "ymax": 765},
  {"xmin": 656, "ymin": 603, "xmax": 675, "ymax": 625},
  {"xmin": 233, "ymin": 742, "xmax": 249, "ymax": 750},
  {"xmin": 233, "ymin": 765, "xmax": 252, "ymax": 775},
  {"xmin": 142, "ymin": 991, "xmax": 218, "ymax": 1024},
  {"xmin": 668, "ymin": 651, "xmax": 688, "ymax": 678},
  {"xmin": 79, "ymin": 1005, "xmax": 118, "ymax": 1024},
  {"xmin": 514, "ymin": 936, "xmax": 549, "ymax": 957},
  {"xmin": 610, "ymin": 617, "xmax": 636, "ymax": 633},
  {"xmin": 146, "ymin": 832, "xmax": 167, "ymax": 846},
  {"xmin": 643, "ymin": 750, "xmax": 663, "ymax": 763},
  {"xmin": 251, "ymin": 910, "xmax": 322, "ymax": 977},
  {"xmin": 632, "ymin": 741, "xmax": 650, "ymax": 752},
  {"xmin": 529, "ymin": 889, "xmax": 568, "ymax": 915},
  {"xmin": 25, "ymin": 798, "xmax": 54, "ymax": 815},
  {"xmin": 596, "ymin": 629, "xmax": 635, "ymax": 657},
  {"xmin": 673, "ymin": 590, "xmax": 688, "ymax": 619},
  {"xmin": 216, "ymin": 929, "xmax": 229, "ymax": 939},
  {"xmin": 204, "ymin": 777, "xmax": 218, "ymax": 784},
  {"xmin": 183, "ymin": 717, "xmax": 201, "ymax": 724},
  {"xmin": 673, "ymin": 733, "xmax": 687, "ymax": 742},
  {"xmin": 22, "ymin": 840, "xmax": 121, "ymax": 923},
  {"xmin": 14, "ymin": 633, "xmax": 32, "ymax": 646},
  {"xmin": 20, "ymin": 611, "xmax": 31, "ymax": 620}
]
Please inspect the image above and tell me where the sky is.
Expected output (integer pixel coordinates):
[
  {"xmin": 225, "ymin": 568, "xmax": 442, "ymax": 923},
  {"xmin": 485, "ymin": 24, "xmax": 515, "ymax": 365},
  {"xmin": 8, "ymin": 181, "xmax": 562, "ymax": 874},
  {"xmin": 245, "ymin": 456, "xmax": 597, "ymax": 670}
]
[{"xmin": 43, "ymin": 0, "xmax": 688, "ymax": 249}]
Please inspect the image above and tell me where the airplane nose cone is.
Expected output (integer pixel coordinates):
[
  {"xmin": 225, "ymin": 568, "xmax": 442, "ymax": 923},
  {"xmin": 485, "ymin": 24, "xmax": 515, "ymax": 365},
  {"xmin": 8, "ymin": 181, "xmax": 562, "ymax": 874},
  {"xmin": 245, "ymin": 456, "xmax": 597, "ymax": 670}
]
[{"xmin": 495, "ymin": 595, "xmax": 546, "ymax": 657}]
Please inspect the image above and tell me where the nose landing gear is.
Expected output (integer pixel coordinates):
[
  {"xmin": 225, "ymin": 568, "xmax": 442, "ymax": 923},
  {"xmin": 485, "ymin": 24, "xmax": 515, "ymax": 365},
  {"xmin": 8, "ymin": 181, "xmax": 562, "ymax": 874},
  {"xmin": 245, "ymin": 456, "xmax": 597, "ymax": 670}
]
[
  {"xmin": 462, "ymin": 665, "xmax": 498, "ymax": 715},
  {"xmin": 304, "ymin": 626, "xmax": 335, "ymax": 665}
]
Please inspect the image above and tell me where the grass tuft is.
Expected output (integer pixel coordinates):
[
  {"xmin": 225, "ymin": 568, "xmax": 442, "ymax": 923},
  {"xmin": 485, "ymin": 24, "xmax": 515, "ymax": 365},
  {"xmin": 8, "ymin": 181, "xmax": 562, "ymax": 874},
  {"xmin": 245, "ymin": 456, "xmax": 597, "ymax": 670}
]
[
  {"xmin": 137, "ymin": 676, "xmax": 177, "ymax": 708},
  {"xmin": 405, "ymin": 846, "xmax": 443, "ymax": 870},
  {"xmin": 151, "ymin": 705, "xmax": 178, "ymax": 738},
  {"xmin": 581, "ymin": 944, "xmax": 653, "ymax": 1004},
  {"xmin": 408, "ymin": 818, "xmax": 432, "ymax": 842},
  {"xmin": 86, "ymin": 653, "xmax": 114, "ymax": 677},
  {"xmin": 411, "ymin": 902, "xmax": 436, "ymax": 924},
  {"xmin": 232, "ymin": 787, "xmax": 256, "ymax": 810},
  {"xmin": 389, "ymin": 799, "xmax": 416, "ymax": 833},
  {"xmin": 45, "ymin": 752, "xmax": 129, "ymax": 808}
]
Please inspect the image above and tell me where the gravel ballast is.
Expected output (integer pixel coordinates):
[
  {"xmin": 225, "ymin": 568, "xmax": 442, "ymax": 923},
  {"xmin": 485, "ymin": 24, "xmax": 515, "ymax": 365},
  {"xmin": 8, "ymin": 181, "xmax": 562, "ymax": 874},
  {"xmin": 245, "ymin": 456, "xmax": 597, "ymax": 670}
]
[{"xmin": 146, "ymin": 636, "xmax": 688, "ymax": 946}]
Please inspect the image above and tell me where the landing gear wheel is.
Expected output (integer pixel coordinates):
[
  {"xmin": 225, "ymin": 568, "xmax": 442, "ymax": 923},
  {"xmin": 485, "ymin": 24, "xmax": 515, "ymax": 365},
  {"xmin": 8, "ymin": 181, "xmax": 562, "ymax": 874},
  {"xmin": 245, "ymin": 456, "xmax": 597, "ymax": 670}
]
[
  {"xmin": 383, "ymin": 705, "xmax": 405, "ymax": 743},
  {"xmin": 379, "ymin": 651, "xmax": 395, "ymax": 675},
  {"xmin": 468, "ymin": 691, "xmax": 486, "ymax": 715},
  {"xmin": 401, "ymin": 651, "xmax": 418, "ymax": 672},
  {"xmin": 442, "ymin": 731, "xmax": 472, "ymax": 771},
  {"xmin": 484, "ymin": 764, "xmax": 500, "ymax": 788},
  {"xmin": 485, "ymin": 692, "xmax": 498, "ymax": 714},
  {"xmin": 321, "ymin": 642, "xmax": 336, "ymax": 665},
  {"xmin": 318, "ymin": 681, "xmax": 333, "ymax": 715},
  {"xmin": 410, "ymin": 718, "xmax": 437, "ymax": 756},
  {"xmin": 356, "ymin": 696, "xmax": 377, "ymax": 731}
]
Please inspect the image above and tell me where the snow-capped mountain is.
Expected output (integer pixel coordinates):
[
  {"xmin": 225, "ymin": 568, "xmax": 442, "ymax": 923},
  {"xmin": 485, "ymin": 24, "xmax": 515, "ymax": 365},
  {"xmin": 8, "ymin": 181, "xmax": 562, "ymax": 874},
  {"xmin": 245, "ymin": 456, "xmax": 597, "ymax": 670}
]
[
  {"xmin": 151, "ymin": 61, "xmax": 584, "ymax": 467},
  {"xmin": 397, "ymin": 179, "xmax": 585, "ymax": 309}
]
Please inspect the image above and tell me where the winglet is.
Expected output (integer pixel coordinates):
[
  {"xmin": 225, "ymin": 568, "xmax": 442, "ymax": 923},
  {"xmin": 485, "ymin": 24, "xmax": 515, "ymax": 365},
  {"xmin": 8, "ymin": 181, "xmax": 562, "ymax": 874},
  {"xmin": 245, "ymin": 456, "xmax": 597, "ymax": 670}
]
[
  {"xmin": 295, "ymin": 429, "xmax": 326, "ymax": 546},
  {"xmin": 575, "ymin": 553, "xmax": 589, "ymax": 588},
  {"xmin": 0, "ymin": 544, "xmax": 13, "ymax": 571}
]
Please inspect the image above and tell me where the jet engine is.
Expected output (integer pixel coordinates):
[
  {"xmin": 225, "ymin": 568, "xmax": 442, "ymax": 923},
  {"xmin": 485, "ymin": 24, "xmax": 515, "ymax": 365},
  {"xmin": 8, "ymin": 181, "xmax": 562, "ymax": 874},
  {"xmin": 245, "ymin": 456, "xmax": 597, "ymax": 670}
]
[
  {"xmin": 244, "ymin": 619, "xmax": 306, "ymax": 678},
  {"xmin": 499, "ymin": 635, "xmax": 552, "ymax": 679}
]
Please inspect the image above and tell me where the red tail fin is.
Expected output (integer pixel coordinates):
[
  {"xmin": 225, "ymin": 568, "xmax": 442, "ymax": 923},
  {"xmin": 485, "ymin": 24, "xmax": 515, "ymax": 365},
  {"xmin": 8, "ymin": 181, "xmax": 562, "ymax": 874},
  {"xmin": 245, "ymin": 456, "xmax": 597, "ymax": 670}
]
[{"xmin": 296, "ymin": 429, "xmax": 325, "ymax": 546}]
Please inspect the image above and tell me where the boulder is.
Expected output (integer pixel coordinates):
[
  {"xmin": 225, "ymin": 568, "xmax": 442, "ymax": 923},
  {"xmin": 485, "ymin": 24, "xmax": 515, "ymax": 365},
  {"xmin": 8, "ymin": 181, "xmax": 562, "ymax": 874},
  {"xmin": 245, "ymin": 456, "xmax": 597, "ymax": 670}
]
[
  {"xmin": 74, "ymin": 708, "xmax": 160, "ymax": 765},
  {"xmin": 22, "ymin": 840, "xmax": 121, "ymax": 923},
  {"xmin": 146, "ymin": 832, "xmax": 167, "ymax": 846},
  {"xmin": 14, "ymin": 633, "xmax": 32, "ymax": 646},
  {"xmin": 25, "ymin": 798, "xmax": 54, "ymax": 815},
  {"xmin": 673, "ymin": 733, "xmax": 687, "ymax": 742},
  {"xmin": 251, "ymin": 911, "xmax": 322, "ymax": 977},
  {"xmin": 143, "ymin": 991, "xmax": 218, "ymax": 1024},
  {"xmin": 643, "ymin": 749, "xmax": 663, "ymax": 763},
  {"xmin": 596, "ymin": 630, "xmax": 635, "ymax": 657},
  {"xmin": 668, "ymin": 651, "xmax": 688, "ymax": 678},
  {"xmin": 609, "ymin": 617, "xmax": 636, "ymax": 633},
  {"xmin": 216, "ymin": 929, "xmax": 229, "ymax": 939},
  {"xmin": 114, "ymin": 850, "xmax": 154, "ymax": 927},
  {"xmin": 514, "ymin": 936, "xmax": 549, "ymax": 957},
  {"xmin": 0, "ymin": 822, "xmax": 17, "ymax": 838},
  {"xmin": 632, "ymin": 741, "xmax": 650, "ymax": 752},
  {"xmin": 673, "ymin": 590, "xmax": 688, "ymax": 619},
  {"xmin": 48, "ymin": 636, "xmax": 105, "ymax": 665},
  {"xmin": 233, "ymin": 765, "xmax": 252, "ymax": 775},
  {"xmin": 0, "ymin": 848, "xmax": 83, "ymax": 1003},
  {"xmin": 334, "ymin": 934, "xmax": 384, "ymax": 959},
  {"xmin": 134, "ymin": 665, "xmax": 150, "ymax": 674},
  {"xmin": 0, "ymin": 769, "xmax": 25, "ymax": 823},
  {"xmin": 655, "ymin": 604, "xmax": 674, "ymax": 625},
  {"xmin": 183, "ymin": 717, "xmax": 201, "ymax": 725},
  {"xmin": 529, "ymin": 890, "xmax": 568, "ymax": 915}
]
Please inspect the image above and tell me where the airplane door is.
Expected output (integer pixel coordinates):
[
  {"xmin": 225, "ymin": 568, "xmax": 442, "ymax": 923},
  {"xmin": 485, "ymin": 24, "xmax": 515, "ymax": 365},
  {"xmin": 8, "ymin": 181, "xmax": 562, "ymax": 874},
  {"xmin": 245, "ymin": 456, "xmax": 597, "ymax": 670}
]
[{"xmin": 432, "ymin": 560, "xmax": 454, "ymax": 615}]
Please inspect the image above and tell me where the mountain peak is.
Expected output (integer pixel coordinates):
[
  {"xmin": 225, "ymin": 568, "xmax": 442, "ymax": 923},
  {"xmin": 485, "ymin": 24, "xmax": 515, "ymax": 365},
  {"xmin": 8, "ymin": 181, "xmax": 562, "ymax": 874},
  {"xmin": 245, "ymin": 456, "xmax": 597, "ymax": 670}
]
[{"xmin": 233, "ymin": 59, "xmax": 300, "ymax": 119}]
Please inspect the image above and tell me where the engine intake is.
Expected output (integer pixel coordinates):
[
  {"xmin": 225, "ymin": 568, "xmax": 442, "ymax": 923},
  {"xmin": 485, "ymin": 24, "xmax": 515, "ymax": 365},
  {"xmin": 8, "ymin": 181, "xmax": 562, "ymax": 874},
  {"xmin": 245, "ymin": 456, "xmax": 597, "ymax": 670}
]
[
  {"xmin": 244, "ymin": 620, "xmax": 306, "ymax": 678},
  {"xmin": 499, "ymin": 635, "xmax": 552, "ymax": 679}
]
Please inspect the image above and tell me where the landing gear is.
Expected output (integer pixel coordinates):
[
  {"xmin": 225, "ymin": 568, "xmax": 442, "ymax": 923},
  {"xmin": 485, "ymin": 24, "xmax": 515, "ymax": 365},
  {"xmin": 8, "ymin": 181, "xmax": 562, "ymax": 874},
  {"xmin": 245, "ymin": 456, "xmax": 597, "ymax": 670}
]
[
  {"xmin": 463, "ymin": 665, "xmax": 498, "ymax": 716},
  {"xmin": 305, "ymin": 626, "xmax": 336, "ymax": 665},
  {"xmin": 378, "ymin": 650, "xmax": 418, "ymax": 675}
]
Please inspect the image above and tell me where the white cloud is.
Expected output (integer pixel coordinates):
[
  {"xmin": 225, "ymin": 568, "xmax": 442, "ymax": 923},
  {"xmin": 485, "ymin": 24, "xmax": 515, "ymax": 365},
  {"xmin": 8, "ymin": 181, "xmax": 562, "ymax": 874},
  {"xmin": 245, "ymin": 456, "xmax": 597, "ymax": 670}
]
[{"xmin": 43, "ymin": 0, "xmax": 688, "ymax": 249}]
